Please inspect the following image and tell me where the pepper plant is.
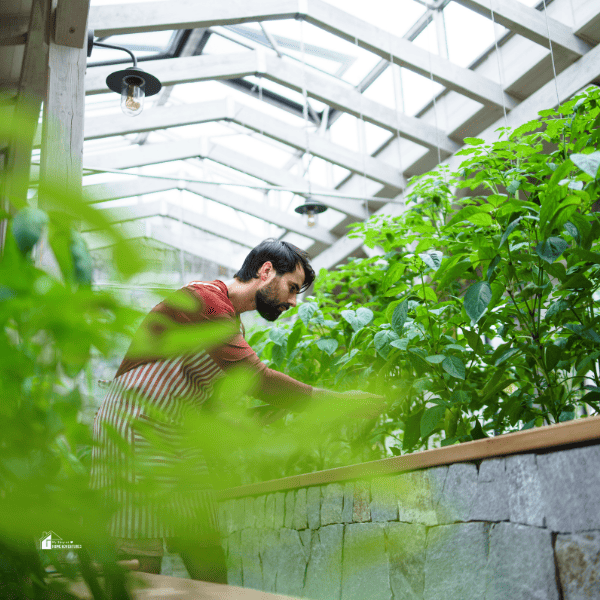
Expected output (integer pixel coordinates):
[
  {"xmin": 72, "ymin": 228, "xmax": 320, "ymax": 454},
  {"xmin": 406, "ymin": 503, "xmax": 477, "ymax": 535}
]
[{"xmin": 248, "ymin": 87, "xmax": 600, "ymax": 474}]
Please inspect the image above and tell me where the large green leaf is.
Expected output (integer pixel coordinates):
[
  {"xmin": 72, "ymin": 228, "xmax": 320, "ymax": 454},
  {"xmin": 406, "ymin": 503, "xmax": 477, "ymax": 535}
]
[
  {"xmin": 425, "ymin": 354, "xmax": 446, "ymax": 364},
  {"xmin": 298, "ymin": 302, "xmax": 318, "ymax": 326},
  {"xmin": 464, "ymin": 281, "xmax": 492, "ymax": 324},
  {"xmin": 467, "ymin": 212, "xmax": 493, "ymax": 227},
  {"xmin": 316, "ymin": 338, "xmax": 338, "ymax": 356},
  {"xmin": 402, "ymin": 408, "xmax": 424, "ymax": 451},
  {"xmin": 498, "ymin": 217, "xmax": 522, "ymax": 248},
  {"xmin": 419, "ymin": 251, "xmax": 443, "ymax": 270},
  {"xmin": 442, "ymin": 356, "xmax": 465, "ymax": 379},
  {"xmin": 391, "ymin": 301, "xmax": 408, "ymax": 336},
  {"xmin": 535, "ymin": 237, "xmax": 568, "ymax": 264},
  {"xmin": 571, "ymin": 151, "xmax": 600, "ymax": 178},
  {"xmin": 269, "ymin": 328, "xmax": 287, "ymax": 347},
  {"xmin": 420, "ymin": 405, "xmax": 446, "ymax": 437}
]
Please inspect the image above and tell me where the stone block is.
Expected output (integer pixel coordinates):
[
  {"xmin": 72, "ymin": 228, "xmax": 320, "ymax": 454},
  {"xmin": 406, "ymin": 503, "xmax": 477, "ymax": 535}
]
[
  {"xmin": 304, "ymin": 524, "xmax": 344, "ymax": 600},
  {"xmin": 244, "ymin": 496, "xmax": 256, "ymax": 529},
  {"xmin": 342, "ymin": 523, "xmax": 392, "ymax": 600},
  {"xmin": 276, "ymin": 528, "xmax": 309, "ymax": 597},
  {"xmin": 436, "ymin": 463, "xmax": 478, "ymax": 524},
  {"xmin": 485, "ymin": 522, "xmax": 558, "ymax": 600},
  {"xmin": 423, "ymin": 523, "xmax": 488, "ymax": 600},
  {"xmin": 293, "ymin": 487, "xmax": 308, "ymax": 530},
  {"xmin": 240, "ymin": 528, "xmax": 262, "ymax": 590},
  {"xmin": 231, "ymin": 498, "xmax": 245, "ymax": 532},
  {"xmin": 555, "ymin": 531, "xmax": 600, "ymax": 600},
  {"xmin": 254, "ymin": 494, "xmax": 266, "ymax": 529},
  {"xmin": 259, "ymin": 529, "xmax": 280, "ymax": 593},
  {"xmin": 371, "ymin": 476, "xmax": 399, "ymax": 522},
  {"xmin": 506, "ymin": 454, "xmax": 544, "ymax": 527},
  {"xmin": 274, "ymin": 491, "xmax": 285, "ymax": 529},
  {"xmin": 225, "ymin": 531, "xmax": 243, "ymax": 586},
  {"xmin": 387, "ymin": 522, "xmax": 426, "ymax": 600},
  {"xmin": 342, "ymin": 482, "xmax": 354, "ymax": 523},
  {"xmin": 284, "ymin": 490, "xmax": 295, "ymax": 529},
  {"xmin": 321, "ymin": 483, "xmax": 344, "ymax": 525},
  {"xmin": 218, "ymin": 500, "xmax": 234, "ymax": 535},
  {"xmin": 397, "ymin": 471, "xmax": 438, "ymax": 526},
  {"xmin": 307, "ymin": 486, "xmax": 321, "ymax": 529},
  {"xmin": 353, "ymin": 480, "xmax": 371, "ymax": 522},
  {"xmin": 469, "ymin": 458, "xmax": 509, "ymax": 522},
  {"xmin": 264, "ymin": 494, "xmax": 275, "ymax": 529},
  {"xmin": 537, "ymin": 445, "xmax": 600, "ymax": 532}
]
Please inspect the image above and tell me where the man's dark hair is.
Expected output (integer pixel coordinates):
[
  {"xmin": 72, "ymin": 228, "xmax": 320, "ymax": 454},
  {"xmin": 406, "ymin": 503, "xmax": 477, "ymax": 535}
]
[{"xmin": 234, "ymin": 239, "xmax": 316, "ymax": 292}]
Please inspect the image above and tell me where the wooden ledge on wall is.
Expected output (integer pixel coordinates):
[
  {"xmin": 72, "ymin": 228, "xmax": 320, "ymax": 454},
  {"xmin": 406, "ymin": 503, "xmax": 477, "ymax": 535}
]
[{"xmin": 216, "ymin": 415, "xmax": 600, "ymax": 500}]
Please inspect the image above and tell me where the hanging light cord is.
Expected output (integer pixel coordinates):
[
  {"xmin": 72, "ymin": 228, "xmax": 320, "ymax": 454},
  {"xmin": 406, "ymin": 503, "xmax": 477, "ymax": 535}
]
[
  {"xmin": 92, "ymin": 41, "xmax": 138, "ymax": 67},
  {"xmin": 542, "ymin": 0, "xmax": 561, "ymax": 108},
  {"xmin": 489, "ymin": 0, "xmax": 509, "ymax": 130}
]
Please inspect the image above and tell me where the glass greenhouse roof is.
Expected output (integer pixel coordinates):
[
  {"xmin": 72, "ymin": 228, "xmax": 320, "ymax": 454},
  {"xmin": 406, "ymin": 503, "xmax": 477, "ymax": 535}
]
[{"xmin": 83, "ymin": 0, "xmax": 561, "ymax": 269}]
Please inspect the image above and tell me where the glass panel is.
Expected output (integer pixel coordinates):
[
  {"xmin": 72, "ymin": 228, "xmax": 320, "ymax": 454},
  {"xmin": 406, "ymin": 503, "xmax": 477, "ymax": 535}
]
[{"xmin": 444, "ymin": 2, "xmax": 508, "ymax": 68}]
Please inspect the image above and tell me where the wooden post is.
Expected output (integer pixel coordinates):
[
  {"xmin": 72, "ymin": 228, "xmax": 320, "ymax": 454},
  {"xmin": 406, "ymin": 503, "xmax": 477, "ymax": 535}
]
[
  {"xmin": 0, "ymin": 0, "xmax": 52, "ymax": 255},
  {"xmin": 39, "ymin": 0, "xmax": 89, "ymax": 208},
  {"xmin": 37, "ymin": 0, "xmax": 90, "ymax": 272}
]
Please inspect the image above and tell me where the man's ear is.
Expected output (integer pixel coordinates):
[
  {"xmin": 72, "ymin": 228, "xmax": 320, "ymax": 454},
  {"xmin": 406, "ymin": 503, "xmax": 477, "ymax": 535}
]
[{"xmin": 259, "ymin": 261, "xmax": 273, "ymax": 281}]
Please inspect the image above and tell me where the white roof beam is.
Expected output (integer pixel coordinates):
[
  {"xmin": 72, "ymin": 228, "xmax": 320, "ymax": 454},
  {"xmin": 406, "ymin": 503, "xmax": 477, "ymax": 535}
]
[
  {"xmin": 185, "ymin": 181, "xmax": 337, "ymax": 246},
  {"xmin": 88, "ymin": 0, "xmax": 514, "ymax": 109},
  {"xmin": 82, "ymin": 138, "xmax": 368, "ymax": 219},
  {"xmin": 81, "ymin": 174, "xmax": 338, "ymax": 245},
  {"xmin": 453, "ymin": 0, "xmax": 591, "ymax": 57},
  {"xmin": 83, "ymin": 177, "xmax": 179, "ymax": 203},
  {"xmin": 91, "ymin": 200, "xmax": 264, "ymax": 248},
  {"xmin": 85, "ymin": 51, "xmax": 457, "ymax": 155},
  {"xmin": 85, "ymin": 222, "xmax": 240, "ymax": 270},
  {"xmin": 78, "ymin": 100, "xmax": 405, "ymax": 190}
]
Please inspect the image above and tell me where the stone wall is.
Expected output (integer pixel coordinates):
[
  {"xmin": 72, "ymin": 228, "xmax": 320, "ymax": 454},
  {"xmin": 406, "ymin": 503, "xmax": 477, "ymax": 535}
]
[{"xmin": 218, "ymin": 443, "xmax": 600, "ymax": 600}]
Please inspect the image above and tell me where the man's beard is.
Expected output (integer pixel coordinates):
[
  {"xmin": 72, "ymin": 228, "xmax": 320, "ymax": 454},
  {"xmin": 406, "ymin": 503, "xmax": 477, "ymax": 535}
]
[{"xmin": 255, "ymin": 280, "xmax": 289, "ymax": 322}]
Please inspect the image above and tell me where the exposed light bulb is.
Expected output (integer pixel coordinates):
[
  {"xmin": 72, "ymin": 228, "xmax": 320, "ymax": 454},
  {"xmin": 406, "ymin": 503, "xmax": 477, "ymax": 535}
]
[
  {"xmin": 121, "ymin": 76, "xmax": 145, "ymax": 117},
  {"xmin": 306, "ymin": 210, "xmax": 317, "ymax": 228}
]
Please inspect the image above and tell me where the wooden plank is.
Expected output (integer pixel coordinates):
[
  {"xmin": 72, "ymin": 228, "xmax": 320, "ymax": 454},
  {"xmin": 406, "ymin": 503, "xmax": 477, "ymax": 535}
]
[
  {"xmin": 53, "ymin": 0, "xmax": 91, "ymax": 48},
  {"xmin": 217, "ymin": 416, "xmax": 600, "ymax": 499},
  {"xmin": 2, "ymin": 0, "xmax": 51, "ymax": 213},
  {"xmin": 39, "ymin": 37, "xmax": 87, "ymax": 205},
  {"xmin": 454, "ymin": 0, "xmax": 591, "ymax": 57},
  {"xmin": 65, "ymin": 571, "xmax": 300, "ymax": 600},
  {"xmin": 88, "ymin": 0, "xmax": 515, "ymax": 109},
  {"xmin": 0, "ymin": 13, "xmax": 30, "ymax": 45}
]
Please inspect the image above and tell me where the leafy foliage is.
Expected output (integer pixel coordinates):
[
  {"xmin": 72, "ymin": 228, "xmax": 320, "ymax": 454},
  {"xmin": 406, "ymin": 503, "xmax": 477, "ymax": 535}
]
[{"xmin": 245, "ymin": 87, "xmax": 600, "ymax": 476}]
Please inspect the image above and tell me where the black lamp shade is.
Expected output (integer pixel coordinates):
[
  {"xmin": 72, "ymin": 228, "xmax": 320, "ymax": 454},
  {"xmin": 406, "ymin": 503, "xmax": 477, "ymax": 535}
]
[
  {"xmin": 294, "ymin": 198, "xmax": 328, "ymax": 215},
  {"xmin": 106, "ymin": 66, "xmax": 162, "ymax": 97}
]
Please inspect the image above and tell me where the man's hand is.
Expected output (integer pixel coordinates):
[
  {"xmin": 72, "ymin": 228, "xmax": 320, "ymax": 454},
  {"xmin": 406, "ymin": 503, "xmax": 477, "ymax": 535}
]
[
  {"xmin": 313, "ymin": 388, "xmax": 387, "ymax": 420},
  {"xmin": 343, "ymin": 390, "xmax": 387, "ymax": 419}
]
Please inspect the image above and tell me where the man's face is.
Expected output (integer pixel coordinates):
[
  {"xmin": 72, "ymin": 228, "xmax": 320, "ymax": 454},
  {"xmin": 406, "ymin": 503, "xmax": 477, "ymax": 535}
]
[{"xmin": 255, "ymin": 263, "xmax": 305, "ymax": 322}]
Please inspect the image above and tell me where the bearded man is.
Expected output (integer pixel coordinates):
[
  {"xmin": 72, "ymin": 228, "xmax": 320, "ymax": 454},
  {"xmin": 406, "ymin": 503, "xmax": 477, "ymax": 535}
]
[{"xmin": 90, "ymin": 239, "xmax": 382, "ymax": 583}]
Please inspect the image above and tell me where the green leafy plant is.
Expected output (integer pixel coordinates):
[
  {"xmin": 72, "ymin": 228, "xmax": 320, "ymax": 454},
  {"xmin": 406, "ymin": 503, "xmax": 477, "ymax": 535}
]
[{"xmin": 243, "ymin": 87, "xmax": 600, "ymax": 478}]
